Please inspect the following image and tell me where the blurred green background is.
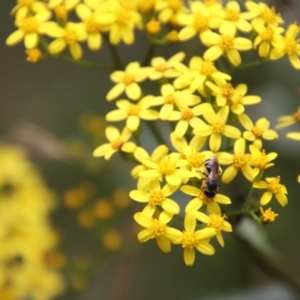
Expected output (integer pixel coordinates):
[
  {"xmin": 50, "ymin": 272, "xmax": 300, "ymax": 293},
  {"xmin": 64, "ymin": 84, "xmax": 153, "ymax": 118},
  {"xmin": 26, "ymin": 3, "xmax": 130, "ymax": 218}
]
[{"xmin": 1, "ymin": 0, "xmax": 300, "ymax": 299}]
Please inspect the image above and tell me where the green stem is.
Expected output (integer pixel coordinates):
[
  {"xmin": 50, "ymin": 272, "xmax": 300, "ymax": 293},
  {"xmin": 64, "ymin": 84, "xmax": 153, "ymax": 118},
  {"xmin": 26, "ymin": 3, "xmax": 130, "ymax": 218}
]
[
  {"xmin": 231, "ymin": 58, "xmax": 270, "ymax": 73},
  {"xmin": 104, "ymin": 35, "xmax": 123, "ymax": 70},
  {"xmin": 142, "ymin": 44, "xmax": 157, "ymax": 66}
]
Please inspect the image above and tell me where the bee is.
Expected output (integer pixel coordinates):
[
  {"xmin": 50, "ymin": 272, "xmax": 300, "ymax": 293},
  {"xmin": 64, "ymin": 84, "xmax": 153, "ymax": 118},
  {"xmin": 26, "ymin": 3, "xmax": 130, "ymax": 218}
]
[{"xmin": 201, "ymin": 154, "xmax": 222, "ymax": 198}]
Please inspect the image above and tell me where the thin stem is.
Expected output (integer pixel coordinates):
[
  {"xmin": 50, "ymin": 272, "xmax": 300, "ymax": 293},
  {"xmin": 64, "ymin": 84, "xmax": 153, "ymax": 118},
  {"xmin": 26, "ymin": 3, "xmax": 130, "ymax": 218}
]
[
  {"xmin": 230, "ymin": 58, "xmax": 270, "ymax": 73},
  {"xmin": 104, "ymin": 35, "xmax": 123, "ymax": 70},
  {"xmin": 142, "ymin": 44, "xmax": 157, "ymax": 66}
]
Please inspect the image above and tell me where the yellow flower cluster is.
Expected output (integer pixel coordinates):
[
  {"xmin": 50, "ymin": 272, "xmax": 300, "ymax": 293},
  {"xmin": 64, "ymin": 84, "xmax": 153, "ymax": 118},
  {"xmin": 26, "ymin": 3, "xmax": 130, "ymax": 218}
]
[
  {"xmin": 90, "ymin": 0, "xmax": 299, "ymax": 266},
  {"xmin": 0, "ymin": 144, "xmax": 64, "ymax": 299},
  {"xmin": 6, "ymin": 0, "xmax": 300, "ymax": 68},
  {"xmin": 7, "ymin": 0, "xmax": 298, "ymax": 267}
]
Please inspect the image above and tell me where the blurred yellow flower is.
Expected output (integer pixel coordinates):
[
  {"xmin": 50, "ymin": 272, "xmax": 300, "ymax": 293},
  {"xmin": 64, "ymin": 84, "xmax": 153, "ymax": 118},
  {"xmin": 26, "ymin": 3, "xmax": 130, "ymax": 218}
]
[
  {"xmin": 11, "ymin": 0, "xmax": 48, "ymax": 20},
  {"xmin": 253, "ymin": 176, "xmax": 288, "ymax": 207},
  {"xmin": 102, "ymin": 230, "xmax": 123, "ymax": 251},
  {"xmin": 260, "ymin": 207, "xmax": 278, "ymax": 223},
  {"xmin": 93, "ymin": 199, "xmax": 114, "ymax": 219},
  {"xmin": 276, "ymin": 105, "xmax": 300, "ymax": 129}
]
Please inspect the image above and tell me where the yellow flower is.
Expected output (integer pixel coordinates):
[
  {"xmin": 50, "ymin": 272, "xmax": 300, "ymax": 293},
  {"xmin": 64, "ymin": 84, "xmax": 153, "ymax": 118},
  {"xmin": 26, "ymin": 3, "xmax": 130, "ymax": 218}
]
[
  {"xmin": 177, "ymin": 1, "xmax": 222, "ymax": 42},
  {"xmin": 106, "ymin": 96, "xmax": 159, "ymax": 131},
  {"xmin": 106, "ymin": 62, "xmax": 150, "ymax": 101},
  {"xmin": 248, "ymin": 145, "xmax": 277, "ymax": 179},
  {"xmin": 11, "ymin": 0, "xmax": 48, "ymax": 20},
  {"xmin": 172, "ymin": 212, "xmax": 216, "ymax": 266},
  {"xmin": 193, "ymin": 103, "xmax": 241, "ymax": 152},
  {"xmin": 239, "ymin": 113, "xmax": 278, "ymax": 149},
  {"xmin": 48, "ymin": 0, "xmax": 79, "ymax": 10},
  {"xmin": 108, "ymin": 0, "xmax": 142, "ymax": 45},
  {"xmin": 276, "ymin": 105, "xmax": 300, "ymax": 129},
  {"xmin": 155, "ymin": 0, "xmax": 188, "ymax": 25},
  {"xmin": 151, "ymin": 84, "xmax": 200, "ymax": 120},
  {"xmin": 217, "ymin": 1, "xmax": 254, "ymax": 36},
  {"xmin": 221, "ymin": 138, "xmax": 253, "ymax": 183},
  {"xmin": 139, "ymin": 153, "xmax": 195, "ymax": 186},
  {"xmin": 131, "ymin": 145, "xmax": 169, "ymax": 190},
  {"xmin": 130, "ymin": 179, "xmax": 180, "ymax": 216},
  {"xmin": 270, "ymin": 23, "xmax": 300, "ymax": 69},
  {"xmin": 25, "ymin": 47, "xmax": 42, "ymax": 62},
  {"xmin": 93, "ymin": 126, "xmax": 136, "ymax": 160},
  {"xmin": 173, "ymin": 56, "xmax": 231, "ymax": 95},
  {"xmin": 253, "ymin": 24, "xmax": 284, "ymax": 58},
  {"xmin": 76, "ymin": 2, "xmax": 115, "ymax": 50},
  {"xmin": 181, "ymin": 184, "xmax": 231, "ymax": 214},
  {"xmin": 93, "ymin": 199, "xmax": 114, "ymax": 220},
  {"xmin": 195, "ymin": 211, "xmax": 232, "ymax": 247},
  {"xmin": 201, "ymin": 30, "xmax": 252, "ymax": 66},
  {"xmin": 253, "ymin": 176, "xmax": 288, "ymax": 207},
  {"xmin": 205, "ymin": 82, "xmax": 261, "ymax": 114},
  {"xmin": 146, "ymin": 18, "xmax": 161, "ymax": 35},
  {"xmin": 45, "ymin": 22, "xmax": 87, "ymax": 60},
  {"xmin": 167, "ymin": 98, "xmax": 204, "ymax": 138},
  {"xmin": 148, "ymin": 52, "xmax": 185, "ymax": 81},
  {"xmin": 6, "ymin": 10, "xmax": 52, "ymax": 49},
  {"xmin": 259, "ymin": 207, "xmax": 278, "ymax": 223},
  {"xmin": 134, "ymin": 211, "xmax": 181, "ymax": 253},
  {"xmin": 245, "ymin": 1, "xmax": 284, "ymax": 28},
  {"xmin": 102, "ymin": 230, "xmax": 123, "ymax": 251}
]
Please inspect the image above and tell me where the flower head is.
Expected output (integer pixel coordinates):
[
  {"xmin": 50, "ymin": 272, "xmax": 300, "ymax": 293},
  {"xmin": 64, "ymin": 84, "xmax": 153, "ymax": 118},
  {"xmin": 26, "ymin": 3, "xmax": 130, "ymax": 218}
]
[{"xmin": 260, "ymin": 207, "xmax": 279, "ymax": 223}]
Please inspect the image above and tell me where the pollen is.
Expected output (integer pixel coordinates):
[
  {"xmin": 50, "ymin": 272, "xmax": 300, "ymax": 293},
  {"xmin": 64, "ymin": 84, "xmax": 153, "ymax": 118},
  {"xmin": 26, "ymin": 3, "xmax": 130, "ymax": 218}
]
[
  {"xmin": 267, "ymin": 176, "xmax": 282, "ymax": 193},
  {"xmin": 20, "ymin": 16, "xmax": 39, "ymax": 33},
  {"xmin": 127, "ymin": 104, "xmax": 141, "ymax": 116},
  {"xmin": 150, "ymin": 219, "xmax": 166, "ymax": 238},
  {"xmin": 193, "ymin": 12, "xmax": 209, "ymax": 32},
  {"xmin": 219, "ymin": 35, "xmax": 234, "ymax": 51},
  {"xmin": 225, "ymin": 9, "xmax": 239, "ymax": 21},
  {"xmin": 85, "ymin": 16, "xmax": 101, "ymax": 33},
  {"xmin": 200, "ymin": 60, "xmax": 216, "ymax": 76},
  {"xmin": 122, "ymin": 73, "xmax": 135, "ymax": 85},
  {"xmin": 111, "ymin": 137, "xmax": 124, "ymax": 150},
  {"xmin": 149, "ymin": 190, "xmax": 165, "ymax": 206},
  {"xmin": 211, "ymin": 120, "xmax": 225, "ymax": 133},
  {"xmin": 64, "ymin": 29, "xmax": 78, "ymax": 44},
  {"xmin": 187, "ymin": 153, "xmax": 205, "ymax": 168},
  {"xmin": 181, "ymin": 108, "xmax": 194, "ymax": 121},
  {"xmin": 207, "ymin": 214, "xmax": 225, "ymax": 232},
  {"xmin": 158, "ymin": 160, "xmax": 176, "ymax": 175},
  {"xmin": 232, "ymin": 153, "xmax": 248, "ymax": 169},
  {"xmin": 181, "ymin": 231, "xmax": 197, "ymax": 249},
  {"xmin": 284, "ymin": 39, "xmax": 297, "ymax": 55},
  {"xmin": 251, "ymin": 125, "xmax": 263, "ymax": 137}
]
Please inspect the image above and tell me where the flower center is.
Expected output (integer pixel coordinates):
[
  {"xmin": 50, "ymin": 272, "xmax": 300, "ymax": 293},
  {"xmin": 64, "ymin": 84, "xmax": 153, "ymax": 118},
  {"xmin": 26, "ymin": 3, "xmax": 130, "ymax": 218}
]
[
  {"xmin": 64, "ymin": 28, "xmax": 78, "ymax": 44},
  {"xmin": 139, "ymin": 0, "xmax": 156, "ymax": 14},
  {"xmin": 284, "ymin": 38, "xmax": 297, "ymax": 55},
  {"xmin": 149, "ymin": 190, "xmax": 165, "ymax": 206},
  {"xmin": 181, "ymin": 108, "xmax": 194, "ymax": 121},
  {"xmin": 261, "ymin": 207, "xmax": 278, "ymax": 222},
  {"xmin": 122, "ymin": 73, "xmax": 135, "ymax": 85},
  {"xmin": 127, "ymin": 104, "xmax": 141, "ymax": 116},
  {"xmin": 251, "ymin": 125, "xmax": 263, "ymax": 137},
  {"xmin": 200, "ymin": 60, "xmax": 216, "ymax": 76},
  {"xmin": 116, "ymin": 8, "xmax": 130, "ymax": 24},
  {"xmin": 55, "ymin": 5, "xmax": 67, "ymax": 21},
  {"xmin": 26, "ymin": 48, "xmax": 42, "ymax": 63},
  {"xmin": 164, "ymin": 93, "xmax": 175, "ymax": 104},
  {"xmin": 226, "ymin": 9, "xmax": 239, "ymax": 21},
  {"xmin": 154, "ymin": 63, "xmax": 167, "ymax": 73},
  {"xmin": 207, "ymin": 214, "xmax": 225, "ymax": 232},
  {"xmin": 193, "ymin": 12, "xmax": 209, "ymax": 31},
  {"xmin": 232, "ymin": 153, "xmax": 248, "ymax": 168},
  {"xmin": 267, "ymin": 176, "xmax": 282, "ymax": 193},
  {"xmin": 85, "ymin": 15, "xmax": 101, "ymax": 33},
  {"xmin": 111, "ymin": 137, "xmax": 124, "ymax": 150},
  {"xmin": 168, "ymin": 0, "xmax": 182, "ymax": 10},
  {"xmin": 219, "ymin": 35, "xmax": 234, "ymax": 51},
  {"xmin": 221, "ymin": 83, "xmax": 234, "ymax": 100},
  {"xmin": 158, "ymin": 160, "xmax": 176, "ymax": 175},
  {"xmin": 260, "ymin": 26, "xmax": 274, "ymax": 42},
  {"xmin": 260, "ymin": 6, "xmax": 279, "ymax": 24},
  {"xmin": 187, "ymin": 153, "xmax": 205, "ymax": 168},
  {"xmin": 150, "ymin": 219, "xmax": 166, "ymax": 238},
  {"xmin": 199, "ymin": 188, "xmax": 214, "ymax": 204},
  {"xmin": 18, "ymin": 0, "xmax": 34, "ymax": 5},
  {"xmin": 253, "ymin": 150, "xmax": 268, "ymax": 169},
  {"xmin": 181, "ymin": 231, "xmax": 197, "ymax": 249},
  {"xmin": 20, "ymin": 16, "xmax": 39, "ymax": 33},
  {"xmin": 211, "ymin": 120, "xmax": 225, "ymax": 133}
]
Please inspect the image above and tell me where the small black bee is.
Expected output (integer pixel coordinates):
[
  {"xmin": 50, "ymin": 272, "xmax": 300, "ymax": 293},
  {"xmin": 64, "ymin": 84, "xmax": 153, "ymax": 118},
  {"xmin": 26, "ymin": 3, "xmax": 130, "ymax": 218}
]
[{"xmin": 201, "ymin": 154, "xmax": 222, "ymax": 198}]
